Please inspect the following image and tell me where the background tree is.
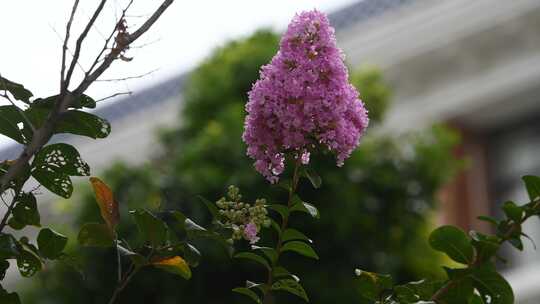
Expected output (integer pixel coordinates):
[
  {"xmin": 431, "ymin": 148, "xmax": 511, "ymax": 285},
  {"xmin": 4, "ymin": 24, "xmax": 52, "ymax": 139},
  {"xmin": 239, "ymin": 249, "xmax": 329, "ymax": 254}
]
[{"xmin": 21, "ymin": 30, "xmax": 461, "ymax": 304}]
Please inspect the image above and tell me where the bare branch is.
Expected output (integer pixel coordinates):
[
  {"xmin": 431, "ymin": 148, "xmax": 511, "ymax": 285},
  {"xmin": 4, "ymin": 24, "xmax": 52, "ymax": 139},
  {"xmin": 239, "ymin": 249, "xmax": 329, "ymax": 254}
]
[
  {"xmin": 130, "ymin": 37, "xmax": 162, "ymax": 49},
  {"xmin": 0, "ymin": 188, "xmax": 21, "ymax": 232},
  {"xmin": 64, "ymin": 0, "xmax": 108, "ymax": 92},
  {"xmin": 0, "ymin": 0, "xmax": 175, "ymax": 224},
  {"xmin": 49, "ymin": 23, "xmax": 87, "ymax": 75},
  {"xmin": 96, "ymin": 91, "xmax": 132, "ymax": 102},
  {"xmin": 86, "ymin": 0, "xmax": 134, "ymax": 77},
  {"xmin": 0, "ymin": 192, "xmax": 10, "ymax": 208},
  {"xmin": 75, "ymin": 0, "xmax": 174, "ymax": 94},
  {"xmin": 128, "ymin": 1, "xmax": 173, "ymax": 44},
  {"xmin": 95, "ymin": 68, "xmax": 158, "ymax": 82},
  {"xmin": 61, "ymin": 0, "xmax": 80, "ymax": 91}
]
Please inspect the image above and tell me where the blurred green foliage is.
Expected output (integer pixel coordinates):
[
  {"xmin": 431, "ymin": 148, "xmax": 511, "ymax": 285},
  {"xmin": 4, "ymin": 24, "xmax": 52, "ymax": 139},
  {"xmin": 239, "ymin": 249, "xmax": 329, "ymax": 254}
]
[{"xmin": 22, "ymin": 30, "xmax": 461, "ymax": 303}]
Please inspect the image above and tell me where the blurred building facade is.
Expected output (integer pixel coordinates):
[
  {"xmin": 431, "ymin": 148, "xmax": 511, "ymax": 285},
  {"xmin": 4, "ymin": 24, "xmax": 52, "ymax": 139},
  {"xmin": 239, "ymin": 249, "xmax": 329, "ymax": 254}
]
[
  {"xmin": 334, "ymin": 0, "xmax": 540, "ymax": 302},
  {"xmin": 1, "ymin": 0, "xmax": 540, "ymax": 301}
]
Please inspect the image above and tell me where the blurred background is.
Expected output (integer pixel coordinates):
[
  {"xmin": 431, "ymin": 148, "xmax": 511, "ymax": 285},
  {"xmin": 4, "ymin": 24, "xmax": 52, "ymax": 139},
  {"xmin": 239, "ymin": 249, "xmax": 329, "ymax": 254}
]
[{"xmin": 1, "ymin": 0, "xmax": 540, "ymax": 303}]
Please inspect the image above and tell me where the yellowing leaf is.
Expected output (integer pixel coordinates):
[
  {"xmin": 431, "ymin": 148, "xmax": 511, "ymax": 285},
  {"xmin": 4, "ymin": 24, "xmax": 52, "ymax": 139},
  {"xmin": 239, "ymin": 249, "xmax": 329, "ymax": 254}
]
[
  {"xmin": 89, "ymin": 177, "xmax": 119, "ymax": 230},
  {"xmin": 152, "ymin": 256, "xmax": 191, "ymax": 279}
]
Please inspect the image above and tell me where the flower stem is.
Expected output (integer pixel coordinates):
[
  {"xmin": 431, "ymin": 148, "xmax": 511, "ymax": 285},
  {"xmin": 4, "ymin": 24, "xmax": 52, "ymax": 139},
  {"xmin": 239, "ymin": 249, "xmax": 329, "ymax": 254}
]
[
  {"xmin": 263, "ymin": 160, "xmax": 302, "ymax": 304},
  {"xmin": 107, "ymin": 265, "xmax": 139, "ymax": 304}
]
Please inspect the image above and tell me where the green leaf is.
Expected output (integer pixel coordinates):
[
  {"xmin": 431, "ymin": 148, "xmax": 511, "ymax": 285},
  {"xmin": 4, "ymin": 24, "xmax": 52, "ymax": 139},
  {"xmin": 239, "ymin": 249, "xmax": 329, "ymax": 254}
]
[
  {"xmin": 270, "ymin": 218, "xmax": 281, "ymax": 236},
  {"xmin": 276, "ymin": 179, "xmax": 292, "ymax": 192},
  {"xmin": 0, "ymin": 260, "xmax": 9, "ymax": 280},
  {"xmin": 254, "ymin": 246, "xmax": 278, "ymax": 261},
  {"xmin": 78, "ymin": 95, "xmax": 97, "ymax": 109},
  {"xmin": 234, "ymin": 252, "xmax": 270, "ymax": 269},
  {"xmin": 429, "ymin": 225, "xmax": 474, "ymax": 264},
  {"xmin": 7, "ymin": 218, "xmax": 24, "ymax": 231},
  {"xmin": 477, "ymin": 216, "xmax": 498, "ymax": 226},
  {"xmin": 246, "ymin": 281, "xmax": 267, "ymax": 293},
  {"xmin": 10, "ymin": 192, "xmax": 40, "ymax": 228},
  {"xmin": 0, "ymin": 234, "xmax": 20, "ymax": 259},
  {"xmin": 25, "ymin": 107, "xmax": 111, "ymax": 139},
  {"xmin": 470, "ymin": 294, "xmax": 486, "ymax": 304},
  {"xmin": 37, "ymin": 228, "xmax": 68, "ymax": 259},
  {"xmin": 282, "ymin": 228, "xmax": 311, "ymax": 243},
  {"xmin": 19, "ymin": 236, "xmax": 40, "ymax": 257},
  {"xmin": 117, "ymin": 245, "xmax": 147, "ymax": 267},
  {"xmin": 31, "ymin": 143, "xmax": 90, "ymax": 199},
  {"xmin": 16, "ymin": 249, "xmax": 42, "ymax": 277},
  {"xmin": 273, "ymin": 266, "xmax": 294, "ymax": 279},
  {"xmin": 161, "ymin": 210, "xmax": 188, "ymax": 241},
  {"xmin": 57, "ymin": 253, "xmax": 84, "ymax": 277},
  {"xmin": 131, "ymin": 209, "xmax": 167, "ymax": 247},
  {"xmin": 0, "ymin": 285, "xmax": 21, "ymax": 304},
  {"xmin": 290, "ymin": 196, "xmax": 319, "ymax": 219},
  {"xmin": 354, "ymin": 269, "xmax": 393, "ymax": 301},
  {"xmin": 440, "ymin": 277, "xmax": 474, "ymax": 303},
  {"xmin": 267, "ymin": 204, "xmax": 289, "ymax": 221},
  {"xmin": 470, "ymin": 231, "xmax": 500, "ymax": 262},
  {"xmin": 33, "ymin": 143, "xmax": 90, "ymax": 176},
  {"xmin": 523, "ymin": 175, "xmax": 540, "ymax": 201},
  {"xmin": 394, "ymin": 285, "xmax": 419, "ymax": 302},
  {"xmin": 197, "ymin": 195, "xmax": 219, "ymax": 219},
  {"xmin": 508, "ymin": 237, "xmax": 523, "ymax": 251},
  {"xmin": 396, "ymin": 279, "xmax": 440, "ymax": 301},
  {"xmin": 502, "ymin": 201, "xmax": 523, "ymax": 222},
  {"xmin": 1, "ymin": 162, "xmax": 31, "ymax": 191},
  {"xmin": 33, "ymin": 94, "xmax": 96, "ymax": 109},
  {"xmin": 0, "ymin": 76, "xmax": 33, "ymax": 102},
  {"xmin": 272, "ymin": 278, "xmax": 309, "ymax": 302},
  {"xmin": 181, "ymin": 243, "xmax": 201, "ymax": 267},
  {"xmin": 78, "ymin": 223, "xmax": 114, "ymax": 247},
  {"xmin": 0, "ymin": 106, "xmax": 26, "ymax": 144},
  {"xmin": 251, "ymin": 246, "xmax": 278, "ymax": 263},
  {"xmin": 185, "ymin": 218, "xmax": 215, "ymax": 240},
  {"xmin": 232, "ymin": 287, "xmax": 261, "ymax": 304},
  {"xmin": 32, "ymin": 169, "xmax": 73, "ymax": 198},
  {"xmin": 470, "ymin": 263, "xmax": 514, "ymax": 304},
  {"xmin": 152, "ymin": 256, "xmax": 191, "ymax": 279},
  {"xmin": 302, "ymin": 167, "xmax": 322, "ymax": 189},
  {"xmin": 281, "ymin": 241, "xmax": 318, "ymax": 260},
  {"xmin": 56, "ymin": 110, "xmax": 111, "ymax": 138}
]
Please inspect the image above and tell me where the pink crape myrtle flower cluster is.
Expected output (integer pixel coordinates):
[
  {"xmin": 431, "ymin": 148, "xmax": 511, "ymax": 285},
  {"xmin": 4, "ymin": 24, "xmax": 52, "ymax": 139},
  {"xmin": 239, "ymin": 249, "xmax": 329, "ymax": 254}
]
[{"xmin": 242, "ymin": 10, "xmax": 369, "ymax": 183}]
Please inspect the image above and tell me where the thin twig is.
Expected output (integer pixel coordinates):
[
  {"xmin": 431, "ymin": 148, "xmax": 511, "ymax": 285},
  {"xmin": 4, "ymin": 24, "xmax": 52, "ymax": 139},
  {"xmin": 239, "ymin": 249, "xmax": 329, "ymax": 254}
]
[
  {"xmin": 50, "ymin": 23, "xmax": 87, "ymax": 76},
  {"xmin": 0, "ymin": 0, "xmax": 175, "ymax": 227},
  {"xmin": 61, "ymin": 0, "xmax": 80, "ymax": 90},
  {"xmin": 96, "ymin": 91, "xmax": 132, "ymax": 102},
  {"xmin": 95, "ymin": 68, "xmax": 158, "ymax": 82},
  {"xmin": 64, "ymin": 0, "xmax": 108, "ymax": 92},
  {"xmin": 108, "ymin": 249, "xmax": 153, "ymax": 304},
  {"xmin": 130, "ymin": 38, "xmax": 161, "ymax": 49},
  {"xmin": 86, "ymin": 0, "xmax": 134, "ymax": 77},
  {"xmin": 0, "ymin": 188, "xmax": 22, "ymax": 232},
  {"xmin": 74, "ymin": 0, "xmax": 174, "ymax": 95},
  {"xmin": 0, "ymin": 192, "xmax": 10, "ymax": 208},
  {"xmin": 107, "ymin": 265, "xmax": 139, "ymax": 304}
]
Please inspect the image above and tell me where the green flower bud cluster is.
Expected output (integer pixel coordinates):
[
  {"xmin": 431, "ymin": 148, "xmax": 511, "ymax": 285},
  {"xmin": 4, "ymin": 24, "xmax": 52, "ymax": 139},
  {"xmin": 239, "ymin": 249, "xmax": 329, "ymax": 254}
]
[{"xmin": 216, "ymin": 185, "xmax": 271, "ymax": 243}]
